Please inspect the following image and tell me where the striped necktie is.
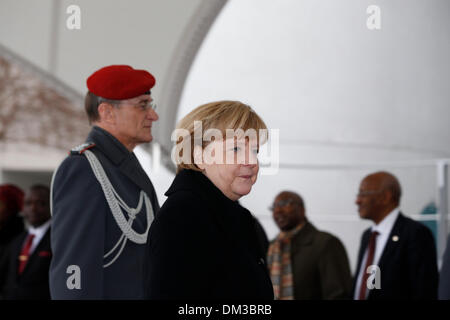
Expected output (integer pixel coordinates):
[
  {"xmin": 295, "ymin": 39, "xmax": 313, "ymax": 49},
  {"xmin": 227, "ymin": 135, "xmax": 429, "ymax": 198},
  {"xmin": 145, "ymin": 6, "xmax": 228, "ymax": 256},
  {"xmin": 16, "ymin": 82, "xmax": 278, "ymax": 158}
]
[
  {"xmin": 358, "ymin": 231, "xmax": 379, "ymax": 300},
  {"xmin": 17, "ymin": 233, "xmax": 35, "ymax": 275}
]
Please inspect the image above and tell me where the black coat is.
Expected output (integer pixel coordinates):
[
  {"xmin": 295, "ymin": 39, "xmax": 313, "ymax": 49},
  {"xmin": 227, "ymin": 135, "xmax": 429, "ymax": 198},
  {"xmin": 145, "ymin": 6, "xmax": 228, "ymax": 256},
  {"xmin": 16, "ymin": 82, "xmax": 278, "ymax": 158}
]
[
  {"xmin": 353, "ymin": 213, "xmax": 439, "ymax": 300},
  {"xmin": 0, "ymin": 229, "xmax": 51, "ymax": 300},
  {"xmin": 50, "ymin": 126, "xmax": 160, "ymax": 299},
  {"xmin": 147, "ymin": 169, "xmax": 274, "ymax": 300}
]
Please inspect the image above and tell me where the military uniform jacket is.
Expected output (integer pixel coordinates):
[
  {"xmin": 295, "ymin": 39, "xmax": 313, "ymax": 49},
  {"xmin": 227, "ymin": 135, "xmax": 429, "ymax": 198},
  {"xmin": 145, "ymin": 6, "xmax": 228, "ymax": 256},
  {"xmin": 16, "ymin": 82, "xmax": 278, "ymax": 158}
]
[{"xmin": 49, "ymin": 126, "xmax": 159, "ymax": 299}]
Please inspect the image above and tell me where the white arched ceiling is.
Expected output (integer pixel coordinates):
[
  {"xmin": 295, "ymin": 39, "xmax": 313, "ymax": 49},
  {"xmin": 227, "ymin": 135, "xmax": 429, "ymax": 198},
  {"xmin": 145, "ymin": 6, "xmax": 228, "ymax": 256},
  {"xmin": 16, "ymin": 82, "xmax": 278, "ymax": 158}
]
[
  {"xmin": 177, "ymin": 0, "xmax": 450, "ymax": 268},
  {"xmin": 179, "ymin": 0, "xmax": 450, "ymax": 159}
]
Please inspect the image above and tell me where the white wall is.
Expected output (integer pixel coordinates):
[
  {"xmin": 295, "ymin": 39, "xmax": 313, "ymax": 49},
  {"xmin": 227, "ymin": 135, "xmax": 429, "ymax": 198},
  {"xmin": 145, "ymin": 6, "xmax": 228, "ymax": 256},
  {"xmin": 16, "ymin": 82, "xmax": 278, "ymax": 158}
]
[{"xmin": 177, "ymin": 0, "xmax": 450, "ymax": 271}]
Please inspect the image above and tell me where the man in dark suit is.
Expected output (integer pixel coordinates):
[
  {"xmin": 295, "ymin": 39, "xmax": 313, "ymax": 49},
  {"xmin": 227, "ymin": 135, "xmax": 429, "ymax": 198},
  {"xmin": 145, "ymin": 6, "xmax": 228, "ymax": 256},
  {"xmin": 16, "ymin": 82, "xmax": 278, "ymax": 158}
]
[
  {"xmin": 0, "ymin": 185, "xmax": 51, "ymax": 299},
  {"xmin": 353, "ymin": 171, "xmax": 438, "ymax": 300},
  {"xmin": 267, "ymin": 191, "xmax": 352, "ymax": 300},
  {"xmin": 50, "ymin": 65, "xmax": 160, "ymax": 299}
]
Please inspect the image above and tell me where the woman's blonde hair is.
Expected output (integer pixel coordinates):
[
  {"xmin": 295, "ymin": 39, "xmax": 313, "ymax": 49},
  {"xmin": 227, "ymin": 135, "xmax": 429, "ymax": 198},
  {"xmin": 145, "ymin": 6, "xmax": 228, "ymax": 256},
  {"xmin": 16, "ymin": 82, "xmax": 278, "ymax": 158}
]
[{"xmin": 174, "ymin": 100, "xmax": 267, "ymax": 173}]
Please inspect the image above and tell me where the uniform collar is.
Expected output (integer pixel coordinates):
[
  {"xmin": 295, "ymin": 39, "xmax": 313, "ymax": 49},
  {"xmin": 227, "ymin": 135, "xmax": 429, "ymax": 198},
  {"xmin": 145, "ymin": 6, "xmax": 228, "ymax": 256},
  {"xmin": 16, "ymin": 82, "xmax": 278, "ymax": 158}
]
[
  {"xmin": 87, "ymin": 126, "xmax": 132, "ymax": 165},
  {"xmin": 86, "ymin": 126, "xmax": 159, "ymax": 210}
]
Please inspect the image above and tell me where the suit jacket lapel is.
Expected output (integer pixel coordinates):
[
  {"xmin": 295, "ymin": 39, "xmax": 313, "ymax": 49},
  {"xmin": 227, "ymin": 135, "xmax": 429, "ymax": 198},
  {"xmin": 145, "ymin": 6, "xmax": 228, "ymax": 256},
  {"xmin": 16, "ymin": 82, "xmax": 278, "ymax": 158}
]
[
  {"xmin": 119, "ymin": 153, "xmax": 158, "ymax": 203},
  {"xmin": 353, "ymin": 229, "xmax": 371, "ymax": 291},
  {"xmin": 366, "ymin": 213, "xmax": 404, "ymax": 299},
  {"xmin": 87, "ymin": 126, "xmax": 159, "ymax": 210},
  {"xmin": 21, "ymin": 229, "xmax": 51, "ymax": 276},
  {"xmin": 12, "ymin": 232, "xmax": 27, "ymax": 280},
  {"xmin": 291, "ymin": 222, "xmax": 315, "ymax": 254},
  {"xmin": 377, "ymin": 213, "xmax": 404, "ymax": 269}
]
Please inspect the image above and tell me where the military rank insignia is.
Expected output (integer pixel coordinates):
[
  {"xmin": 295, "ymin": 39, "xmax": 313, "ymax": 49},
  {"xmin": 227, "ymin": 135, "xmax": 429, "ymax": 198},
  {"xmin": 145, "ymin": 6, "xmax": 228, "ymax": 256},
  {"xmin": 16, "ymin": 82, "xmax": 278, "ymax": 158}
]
[{"xmin": 70, "ymin": 142, "xmax": 96, "ymax": 155}]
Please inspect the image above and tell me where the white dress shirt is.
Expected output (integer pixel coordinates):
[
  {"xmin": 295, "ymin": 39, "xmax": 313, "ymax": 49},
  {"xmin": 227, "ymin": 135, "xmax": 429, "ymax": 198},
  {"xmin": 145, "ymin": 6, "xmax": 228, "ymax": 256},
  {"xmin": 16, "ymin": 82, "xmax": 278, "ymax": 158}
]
[
  {"xmin": 26, "ymin": 220, "xmax": 51, "ymax": 254},
  {"xmin": 354, "ymin": 207, "xmax": 400, "ymax": 300}
]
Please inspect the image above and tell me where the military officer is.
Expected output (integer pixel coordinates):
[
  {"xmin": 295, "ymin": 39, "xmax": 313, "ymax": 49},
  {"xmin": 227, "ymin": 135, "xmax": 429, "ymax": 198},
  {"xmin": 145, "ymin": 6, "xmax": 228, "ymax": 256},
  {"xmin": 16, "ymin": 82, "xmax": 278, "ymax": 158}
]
[{"xmin": 49, "ymin": 65, "xmax": 160, "ymax": 299}]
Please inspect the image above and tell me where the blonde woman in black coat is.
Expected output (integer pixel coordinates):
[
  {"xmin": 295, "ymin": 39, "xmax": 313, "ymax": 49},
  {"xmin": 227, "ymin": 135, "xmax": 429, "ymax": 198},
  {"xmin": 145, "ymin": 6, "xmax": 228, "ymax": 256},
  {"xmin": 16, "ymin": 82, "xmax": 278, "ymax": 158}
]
[{"xmin": 147, "ymin": 101, "xmax": 274, "ymax": 300}]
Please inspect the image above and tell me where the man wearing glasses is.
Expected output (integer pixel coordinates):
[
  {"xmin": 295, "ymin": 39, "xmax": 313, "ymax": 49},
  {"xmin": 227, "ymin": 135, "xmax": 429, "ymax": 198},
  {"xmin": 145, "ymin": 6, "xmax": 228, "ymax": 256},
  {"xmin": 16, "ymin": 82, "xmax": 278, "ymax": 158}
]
[
  {"xmin": 50, "ymin": 65, "xmax": 160, "ymax": 299},
  {"xmin": 267, "ymin": 191, "xmax": 352, "ymax": 300}
]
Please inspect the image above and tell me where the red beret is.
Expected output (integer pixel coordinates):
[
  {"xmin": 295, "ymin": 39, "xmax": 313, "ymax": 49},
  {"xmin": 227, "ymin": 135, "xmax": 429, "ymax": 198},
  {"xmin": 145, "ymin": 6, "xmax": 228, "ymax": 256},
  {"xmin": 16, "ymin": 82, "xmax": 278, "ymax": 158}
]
[
  {"xmin": 0, "ymin": 184, "xmax": 24, "ymax": 214},
  {"xmin": 87, "ymin": 65, "xmax": 156, "ymax": 100}
]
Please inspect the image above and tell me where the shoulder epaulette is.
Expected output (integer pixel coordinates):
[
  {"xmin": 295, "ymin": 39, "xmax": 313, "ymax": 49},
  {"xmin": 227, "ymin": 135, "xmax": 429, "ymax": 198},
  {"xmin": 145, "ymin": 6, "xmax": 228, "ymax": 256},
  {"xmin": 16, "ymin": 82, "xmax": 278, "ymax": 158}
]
[{"xmin": 69, "ymin": 142, "xmax": 96, "ymax": 155}]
